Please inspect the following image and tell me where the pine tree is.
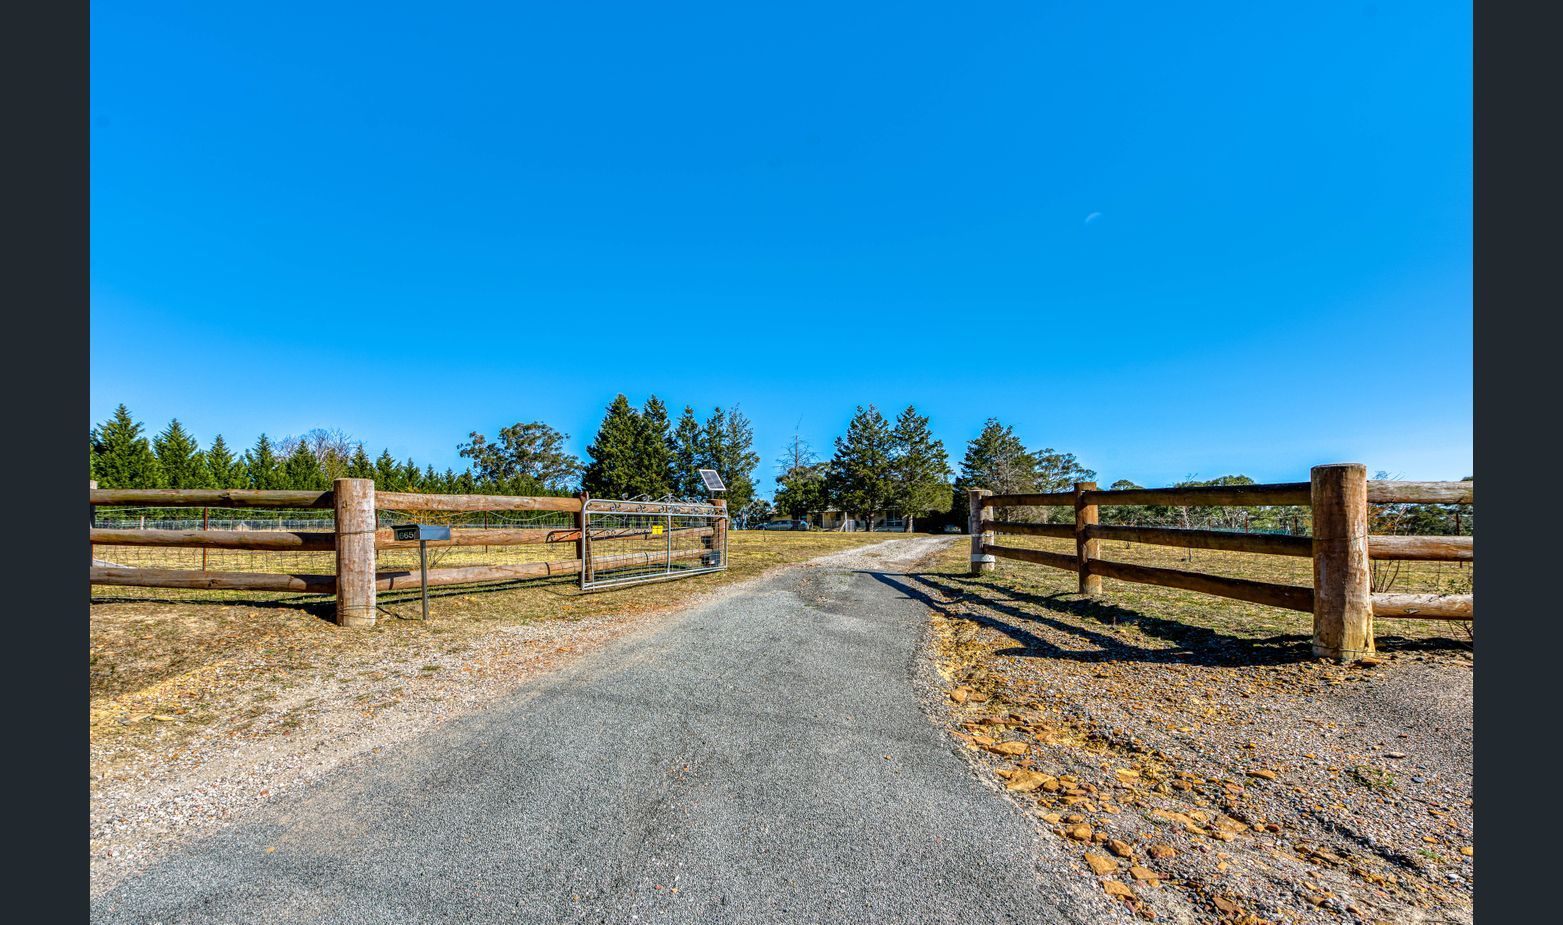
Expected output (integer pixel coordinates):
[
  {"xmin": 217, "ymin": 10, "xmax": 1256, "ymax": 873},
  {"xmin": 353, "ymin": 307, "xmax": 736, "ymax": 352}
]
[
  {"xmin": 956, "ymin": 418, "xmax": 1036, "ymax": 495},
  {"xmin": 670, "ymin": 406, "xmax": 705, "ymax": 499},
  {"xmin": 889, "ymin": 405, "xmax": 950, "ymax": 531},
  {"xmin": 91, "ymin": 405, "xmax": 163, "ymax": 488},
  {"xmin": 826, "ymin": 405, "xmax": 897, "ymax": 528},
  {"xmin": 154, "ymin": 419, "xmax": 211, "ymax": 488},
  {"xmin": 374, "ymin": 449, "xmax": 401, "ymax": 489},
  {"xmin": 583, "ymin": 395, "xmax": 647, "ymax": 498},
  {"xmin": 282, "ymin": 441, "xmax": 326, "ymax": 490},
  {"xmin": 205, "ymin": 435, "xmax": 245, "ymax": 488},
  {"xmin": 347, "ymin": 445, "xmax": 374, "ymax": 480},
  {"xmin": 716, "ymin": 406, "xmax": 759, "ymax": 513},
  {"xmin": 695, "ymin": 407, "xmax": 759, "ymax": 511},
  {"xmin": 245, "ymin": 434, "xmax": 282, "ymax": 489},
  {"xmin": 399, "ymin": 458, "xmax": 422, "ymax": 491},
  {"xmin": 638, "ymin": 395, "xmax": 674, "ymax": 498}
]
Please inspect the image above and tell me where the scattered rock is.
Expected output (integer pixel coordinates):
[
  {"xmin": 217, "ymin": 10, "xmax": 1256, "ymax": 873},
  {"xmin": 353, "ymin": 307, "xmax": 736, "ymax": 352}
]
[
  {"xmin": 1148, "ymin": 844, "xmax": 1177, "ymax": 860},
  {"xmin": 1085, "ymin": 852, "xmax": 1119, "ymax": 875},
  {"xmin": 1128, "ymin": 866, "xmax": 1159, "ymax": 882},
  {"xmin": 1245, "ymin": 769, "xmax": 1278, "ymax": 781},
  {"xmin": 1067, "ymin": 824, "xmax": 1093, "ymax": 841},
  {"xmin": 1107, "ymin": 839, "xmax": 1135, "ymax": 859},
  {"xmin": 1102, "ymin": 880, "xmax": 1135, "ymax": 899},
  {"xmin": 988, "ymin": 741, "xmax": 1028, "ymax": 756},
  {"xmin": 1006, "ymin": 769, "xmax": 1055, "ymax": 793}
]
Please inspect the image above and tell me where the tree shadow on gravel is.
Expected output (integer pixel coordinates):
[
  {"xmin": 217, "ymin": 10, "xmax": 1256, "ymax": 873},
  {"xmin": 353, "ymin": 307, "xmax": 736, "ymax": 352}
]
[
  {"xmin": 868, "ymin": 569, "xmax": 1311, "ymax": 668},
  {"xmin": 871, "ymin": 568, "xmax": 1467, "ymax": 666}
]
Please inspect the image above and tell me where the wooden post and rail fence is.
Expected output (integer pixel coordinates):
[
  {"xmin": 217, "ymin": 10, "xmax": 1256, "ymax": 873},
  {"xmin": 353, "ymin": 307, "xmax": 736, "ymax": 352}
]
[
  {"xmin": 968, "ymin": 464, "xmax": 1473, "ymax": 662},
  {"xmin": 89, "ymin": 480, "xmax": 727, "ymax": 628}
]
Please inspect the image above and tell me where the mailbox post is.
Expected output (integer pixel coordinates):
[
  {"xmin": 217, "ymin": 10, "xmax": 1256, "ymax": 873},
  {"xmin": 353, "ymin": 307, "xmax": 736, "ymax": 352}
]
[{"xmin": 391, "ymin": 523, "xmax": 451, "ymax": 620}]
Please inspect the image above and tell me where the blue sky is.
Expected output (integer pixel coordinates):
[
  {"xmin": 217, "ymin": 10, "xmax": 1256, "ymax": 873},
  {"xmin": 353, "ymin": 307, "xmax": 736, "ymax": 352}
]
[{"xmin": 91, "ymin": 1, "xmax": 1472, "ymax": 493}]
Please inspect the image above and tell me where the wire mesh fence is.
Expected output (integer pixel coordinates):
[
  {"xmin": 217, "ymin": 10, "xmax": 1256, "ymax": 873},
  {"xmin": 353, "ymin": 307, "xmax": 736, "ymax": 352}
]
[
  {"xmin": 91, "ymin": 505, "xmax": 338, "ymax": 576},
  {"xmin": 372, "ymin": 505, "xmax": 578, "ymax": 575}
]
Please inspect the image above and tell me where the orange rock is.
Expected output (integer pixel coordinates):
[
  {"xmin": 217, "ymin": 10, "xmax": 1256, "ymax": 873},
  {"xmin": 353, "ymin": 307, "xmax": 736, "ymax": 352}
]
[
  {"xmin": 1085, "ymin": 852, "xmax": 1118, "ymax": 876},
  {"xmin": 1102, "ymin": 880, "xmax": 1136, "ymax": 899},
  {"xmin": 1006, "ymin": 770, "xmax": 1055, "ymax": 793}
]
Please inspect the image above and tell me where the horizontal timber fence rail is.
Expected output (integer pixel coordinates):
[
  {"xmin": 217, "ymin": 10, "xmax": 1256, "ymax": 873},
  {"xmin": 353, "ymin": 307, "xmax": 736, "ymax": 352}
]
[
  {"xmin": 968, "ymin": 464, "xmax": 1473, "ymax": 662},
  {"xmin": 89, "ymin": 480, "xmax": 728, "ymax": 627}
]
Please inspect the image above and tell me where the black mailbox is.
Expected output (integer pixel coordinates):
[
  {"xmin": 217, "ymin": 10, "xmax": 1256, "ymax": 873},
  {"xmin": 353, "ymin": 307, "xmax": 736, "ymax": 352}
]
[
  {"xmin": 392, "ymin": 523, "xmax": 451, "ymax": 542},
  {"xmin": 390, "ymin": 524, "xmax": 451, "ymax": 622}
]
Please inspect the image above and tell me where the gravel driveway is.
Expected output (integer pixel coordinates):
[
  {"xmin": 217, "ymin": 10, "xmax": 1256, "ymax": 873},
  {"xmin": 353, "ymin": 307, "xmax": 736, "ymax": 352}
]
[{"xmin": 92, "ymin": 537, "xmax": 1123, "ymax": 924}]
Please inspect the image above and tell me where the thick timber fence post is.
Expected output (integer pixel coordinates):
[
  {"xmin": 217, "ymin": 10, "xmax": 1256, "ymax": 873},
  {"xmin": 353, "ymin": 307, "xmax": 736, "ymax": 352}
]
[
  {"xmin": 1074, "ymin": 481, "xmax": 1102, "ymax": 596},
  {"xmin": 333, "ymin": 478, "xmax": 377, "ymax": 627},
  {"xmin": 968, "ymin": 489, "xmax": 994, "ymax": 576},
  {"xmin": 1310, "ymin": 463, "xmax": 1373, "ymax": 661}
]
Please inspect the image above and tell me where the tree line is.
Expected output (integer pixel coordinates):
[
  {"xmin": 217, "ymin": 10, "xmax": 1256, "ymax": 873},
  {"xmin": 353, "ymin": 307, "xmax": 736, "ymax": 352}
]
[
  {"xmin": 90, "ymin": 405, "xmax": 568, "ymax": 497},
  {"xmin": 87, "ymin": 401, "xmax": 763, "ymax": 509},
  {"xmin": 89, "ymin": 404, "xmax": 1470, "ymax": 535}
]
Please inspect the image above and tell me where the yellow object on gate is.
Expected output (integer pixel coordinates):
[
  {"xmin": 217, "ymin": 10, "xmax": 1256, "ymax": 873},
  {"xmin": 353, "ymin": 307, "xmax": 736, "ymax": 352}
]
[{"xmin": 652, "ymin": 525, "xmax": 664, "ymax": 535}]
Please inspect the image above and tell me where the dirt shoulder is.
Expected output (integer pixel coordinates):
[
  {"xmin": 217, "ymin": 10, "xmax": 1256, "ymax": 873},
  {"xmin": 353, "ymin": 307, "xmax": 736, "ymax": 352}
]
[
  {"xmin": 89, "ymin": 531, "xmax": 895, "ymax": 896},
  {"xmin": 907, "ymin": 542, "xmax": 1472, "ymax": 925}
]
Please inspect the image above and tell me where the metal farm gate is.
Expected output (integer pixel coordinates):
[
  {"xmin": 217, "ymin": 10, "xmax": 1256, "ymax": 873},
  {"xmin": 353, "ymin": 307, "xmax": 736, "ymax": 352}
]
[{"xmin": 580, "ymin": 497, "xmax": 728, "ymax": 591}]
